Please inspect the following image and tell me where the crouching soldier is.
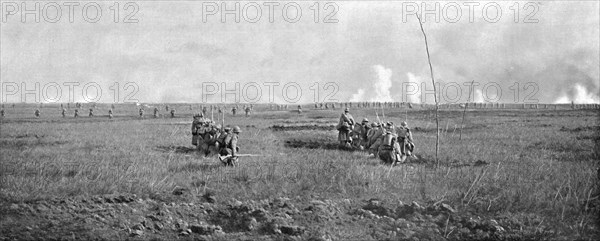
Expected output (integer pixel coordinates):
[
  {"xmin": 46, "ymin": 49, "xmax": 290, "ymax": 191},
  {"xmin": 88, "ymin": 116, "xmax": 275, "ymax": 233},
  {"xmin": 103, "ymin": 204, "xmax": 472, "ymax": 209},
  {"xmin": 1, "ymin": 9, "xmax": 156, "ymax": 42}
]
[
  {"xmin": 378, "ymin": 131, "xmax": 403, "ymax": 165},
  {"xmin": 219, "ymin": 126, "xmax": 241, "ymax": 166},
  {"xmin": 396, "ymin": 121, "xmax": 414, "ymax": 157},
  {"xmin": 204, "ymin": 124, "xmax": 223, "ymax": 156}
]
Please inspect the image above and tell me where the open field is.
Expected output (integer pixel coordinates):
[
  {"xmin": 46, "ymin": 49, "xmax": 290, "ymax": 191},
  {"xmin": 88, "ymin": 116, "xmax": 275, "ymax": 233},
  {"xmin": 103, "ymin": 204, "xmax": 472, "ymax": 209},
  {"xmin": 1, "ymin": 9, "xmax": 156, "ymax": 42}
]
[{"xmin": 1, "ymin": 104, "xmax": 599, "ymax": 240}]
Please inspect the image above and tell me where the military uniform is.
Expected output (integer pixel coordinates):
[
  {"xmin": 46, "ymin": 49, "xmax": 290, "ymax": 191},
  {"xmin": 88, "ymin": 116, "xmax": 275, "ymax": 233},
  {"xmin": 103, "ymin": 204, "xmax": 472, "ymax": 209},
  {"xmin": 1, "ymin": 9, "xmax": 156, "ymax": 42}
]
[
  {"xmin": 395, "ymin": 122, "xmax": 414, "ymax": 156},
  {"xmin": 337, "ymin": 108, "xmax": 355, "ymax": 147},
  {"xmin": 1, "ymin": 109, "xmax": 4, "ymax": 118},
  {"xmin": 232, "ymin": 107, "xmax": 237, "ymax": 116},
  {"xmin": 170, "ymin": 109, "xmax": 175, "ymax": 118},
  {"xmin": 205, "ymin": 125, "xmax": 224, "ymax": 156},
  {"xmin": 34, "ymin": 109, "xmax": 40, "ymax": 118},
  {"xmin": 192, "ymin": 114, "xmax": 212, "ymax": 154},
  {"xmin": 378, "ymin": 131, "xmax": 402, "ymax": 164},
  {"xmin": 153, "ymin": 108, "xmax": 159, "ymax": 118},
  {"xmin": 74, "ymin": 109, "xmax": 79, "ymax": 118},
  {"xmin": 139, "ymin": 108, "xmax": 144, "ymax": 118},
  {"xmin": 89, "ymin": 108, "xmax": 94, "ymax": 117},
  {"xmin": 219, "ymin": 126, "xmax": 241, "ymax": 166},
  {"xmin": 368, "ymin": 124, "xmax": 386, "ymax": 156},
  {"xmin": 245, "ymin": 107, "xmax": 251, "ymax": 116},
  {"xmin": 108, "ymin": 109, "xmax": 113, "ymax": 119},
  {"xmin": 61, "ymin": 108, "xmax": 66, "ymax": 118}
]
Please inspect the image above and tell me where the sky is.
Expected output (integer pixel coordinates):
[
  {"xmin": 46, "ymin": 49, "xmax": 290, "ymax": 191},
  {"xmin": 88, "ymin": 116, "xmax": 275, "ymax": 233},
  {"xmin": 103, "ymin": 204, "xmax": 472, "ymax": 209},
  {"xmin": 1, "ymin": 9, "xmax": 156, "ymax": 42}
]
[{"xmin": 1, "ymin": 1, "xmax": 599, "ymax": 104}]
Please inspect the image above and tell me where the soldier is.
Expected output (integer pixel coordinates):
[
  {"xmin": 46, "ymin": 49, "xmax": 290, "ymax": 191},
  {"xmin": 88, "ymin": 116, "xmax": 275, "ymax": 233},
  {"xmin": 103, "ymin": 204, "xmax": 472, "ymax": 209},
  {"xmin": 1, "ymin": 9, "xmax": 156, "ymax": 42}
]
[
  {"xmin": 139, "ymin": 108, "xmax": 144, "ymax": 118},
  {"xmin": 350, "ymin": 118, "xmax": 370, "ymax": 149},
  {"xmin": 336, "ymin": 108, "xmax": 355, "ymax": 148},
  {"xmin": 245, "ymin": 106, "xmax": 251, "ymax": 117},
  {"xmin": 368, "ymin": 122, "xmax": 386, "ymax": 156},
  {"xmin": 232, "ymin": 106, "xmax": 237, "ymax": 116},
  {"xmin": 219, "ymin": 126, "xmax": 241, "ymax": 166},
  {"xmin": 74, "ymin": 109, "xmax": 79, "ymax": 118},
  {"xmin": 108, "ymin": 109, "xmax": 113, "ymax": 119},
  {"xmin": 298, "ymin": 105, "xmax": 302, "ymax": 114},
  {"xmin": 202, "ymin": 106, "xmax": 208, "ymax": 116},
  {"xmin": 191, "ymin": 114, "xmax": 200, "ymax": 146},
  {"xmin": 165, "ymin": 105, "xmax": 169, "ymax": 111},
  {"xmin": 378, "ymin": 130, "xmax": 402, "ymax": 165},
  {"xmin": 395, "ymin": 121, "xmax": 414, "ymax": 157},
  {"xmin": 34, "ymin": 109, "xmax": 40, "ymax": 118},
  {"xmin": 192, "ymin": 113, "xmax": 211, "ymax": 154},
  {"xmin": 205, "ymin": 124, "xmax": 223, "ymax": 156},
  {"xmin": 89, "ymin": 108, "xmax": 94, "ymax": 117},
  {"xmin": 358, "ymin": 118, "xmax": 371, "ymax": 149},
  {"xmin": 1, "ymin": 108, "xmax": 4, "ymax": 118},
  {"xmin": 153, "ymin": 107, "xmax": 159, "ymax": 118},
  {"xmin": 170, "ymin": 109, "xmax": 176, "ymax": 118},
  {"xmin": 61, "ymin": 108, "xmax": 66, "ymax": 118}
]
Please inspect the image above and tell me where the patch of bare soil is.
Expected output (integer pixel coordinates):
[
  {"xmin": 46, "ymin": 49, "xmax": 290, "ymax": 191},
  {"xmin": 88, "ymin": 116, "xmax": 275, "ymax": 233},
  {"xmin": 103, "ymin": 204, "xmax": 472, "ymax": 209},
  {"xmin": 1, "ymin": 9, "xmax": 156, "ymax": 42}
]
[{"xmin": 2, "ymin": 193, "xmax": 590, "ymax": 241}]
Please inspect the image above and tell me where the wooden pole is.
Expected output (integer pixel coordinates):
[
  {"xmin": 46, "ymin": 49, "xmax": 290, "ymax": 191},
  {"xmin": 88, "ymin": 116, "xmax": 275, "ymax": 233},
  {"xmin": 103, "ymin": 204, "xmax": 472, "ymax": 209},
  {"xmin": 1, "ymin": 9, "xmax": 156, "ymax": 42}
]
[{"xmin": 416, "ymin": 14, "xmax": 440, "ymax": 167}]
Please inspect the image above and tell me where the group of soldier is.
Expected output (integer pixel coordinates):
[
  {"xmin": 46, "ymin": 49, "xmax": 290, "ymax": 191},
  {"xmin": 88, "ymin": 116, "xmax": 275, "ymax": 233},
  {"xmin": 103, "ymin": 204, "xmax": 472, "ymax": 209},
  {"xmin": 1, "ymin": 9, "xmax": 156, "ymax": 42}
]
[
  {"xmin": 337, "ymin": 108, "xmax": 415, "ymax": 166},
  {"xmin": 191, "ymin": 113, "xmax": 242, "ymax": 166}
]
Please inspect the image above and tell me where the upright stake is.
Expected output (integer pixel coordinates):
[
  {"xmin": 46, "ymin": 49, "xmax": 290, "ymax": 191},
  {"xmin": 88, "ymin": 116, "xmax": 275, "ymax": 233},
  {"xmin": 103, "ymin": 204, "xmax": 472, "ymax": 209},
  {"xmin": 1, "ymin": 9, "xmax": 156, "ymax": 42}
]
[{"xmin": 416, "ymin": 14, "xmax": 440, "ymax": 167}]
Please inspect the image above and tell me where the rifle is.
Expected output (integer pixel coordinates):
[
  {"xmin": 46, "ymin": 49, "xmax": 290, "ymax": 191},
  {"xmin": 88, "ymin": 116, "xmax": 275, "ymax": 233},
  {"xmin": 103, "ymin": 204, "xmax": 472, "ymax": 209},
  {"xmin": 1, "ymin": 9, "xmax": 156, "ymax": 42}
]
[{"xmin": 218, "ymin": 154, "xmax": 266, "ymax": 161}]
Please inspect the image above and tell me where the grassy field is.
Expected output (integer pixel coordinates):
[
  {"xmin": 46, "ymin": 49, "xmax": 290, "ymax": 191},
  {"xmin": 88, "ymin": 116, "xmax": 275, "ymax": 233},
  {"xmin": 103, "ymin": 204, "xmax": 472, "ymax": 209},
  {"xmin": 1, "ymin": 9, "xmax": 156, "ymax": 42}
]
[{"xmin": 1, "ymin": 103, "xmax": 598, "ymax": 239}]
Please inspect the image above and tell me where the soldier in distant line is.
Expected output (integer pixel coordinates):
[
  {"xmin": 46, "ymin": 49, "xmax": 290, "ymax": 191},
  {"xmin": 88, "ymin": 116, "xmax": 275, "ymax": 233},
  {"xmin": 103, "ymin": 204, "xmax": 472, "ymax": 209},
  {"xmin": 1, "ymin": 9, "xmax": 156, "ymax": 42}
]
[
  {"xmin": 89, "ymin": 108, "xmax": 94, "ymax": 117},
  {"xmin": 202, "ymin": 106, "xmax": 208, "ymax": 116},
  {"xmin": 34, "ymin": 109, "xmax": 40, "ymax": 118},
  {"xmin": 165, "ymin": 105, "xmax": 169, "ymax": 111},
  {"xmin": 298, "ymin": 105, "xmax": 302, "ymax": 114},
  {"xmin": 1, "ymin": 108, "xmax": 4, "ymax": 118},
  {"xmin": 232, "ymin": 106, "xmax": 237, "ymax": 116},
  {"xmin": 108, "ymin": 109, "xmax": 113, "ymax": 119},
  {"xmin": 153, "ymin": 107, "xmax": 159, "ymax": 118},
  {"xmin": 245, "ymin": 106, "xmax": 251, "ymax": 117},
  {"xmin": 139, "ymin": 108, "xmax": 144, "ymax": 118},
  {"xmin": 74, "ymin": 109, "xmax": 79, "ymax": 118},
  {"xmin": 62, "ymin": 108, "xmax": 66, "ymax": 118},
  {"xmin": 170, "ymin": 109, "xmax": 176, "ymax": 118}
]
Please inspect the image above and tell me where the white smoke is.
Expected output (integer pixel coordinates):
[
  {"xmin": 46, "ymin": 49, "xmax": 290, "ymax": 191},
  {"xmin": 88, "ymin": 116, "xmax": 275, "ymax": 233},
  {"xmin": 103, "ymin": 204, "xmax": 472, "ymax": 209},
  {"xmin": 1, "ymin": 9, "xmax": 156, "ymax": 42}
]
[
  {"xmin": 405, "ymin": 72, "xmax": 424, "ymax": 103},
  {"xmin": 554, "ymin": 83, "xmax": 600, "ymax": 104},
  {"xmin": 473, "ymin": 89, "xmax": 485, "ymax": 103},
  {"xmin": 350, "ymin": 65, "xmax": 394, "ymax": 102}
]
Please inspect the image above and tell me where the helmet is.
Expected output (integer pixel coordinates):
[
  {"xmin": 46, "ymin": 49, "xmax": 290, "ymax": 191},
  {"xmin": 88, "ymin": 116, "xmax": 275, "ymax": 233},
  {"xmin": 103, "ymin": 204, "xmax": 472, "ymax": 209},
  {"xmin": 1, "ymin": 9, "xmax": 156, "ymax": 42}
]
[
  {"xmin": 215, "ymin": 124, "xmax": 222, "ymax": 129},
  {"xmin": 344, "ymin": 107, "xmax": 350, "ymax": 112},
  {"xmin": 232, "ymin": 126, "xmax": 242, "ymax": 133},
  {"xmin": 401, "ymin": 121, "xmax": 408, "ymax": 127},
  {"xmin": 224, "ymin": 127, "xmax": 232, "ymax": 132},
  {"xmin": 362, "ymin": 118, "xmax": 369, "ymax": 123},
  {"xmin": 371, "ymin": 123, "xmax": 377, "ymax": 127}
]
